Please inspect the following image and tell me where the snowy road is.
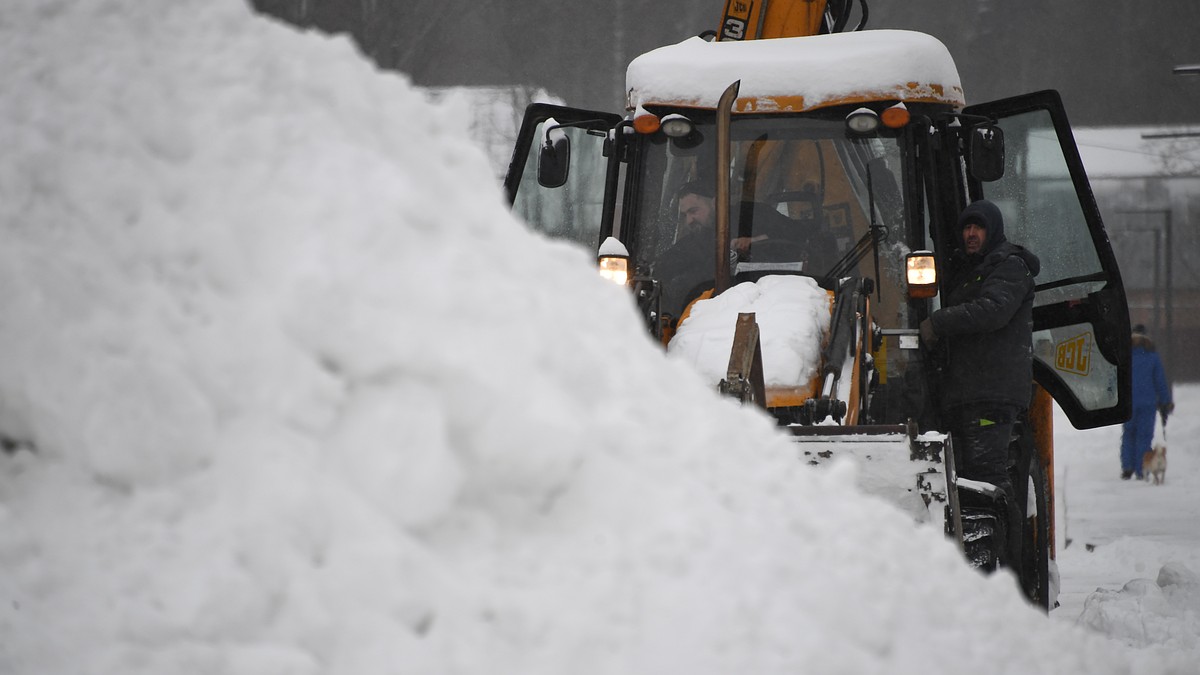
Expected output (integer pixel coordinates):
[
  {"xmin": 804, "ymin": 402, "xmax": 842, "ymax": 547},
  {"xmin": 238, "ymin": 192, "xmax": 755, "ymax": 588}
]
[{"xmin": 1050, "ymin": 383, "xmax": 1200, "ymax": 653}]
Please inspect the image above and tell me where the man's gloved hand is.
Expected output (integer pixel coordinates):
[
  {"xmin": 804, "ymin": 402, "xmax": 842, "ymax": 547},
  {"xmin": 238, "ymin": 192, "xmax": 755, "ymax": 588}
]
[{"xmin": 919, "ymin": 318, "xmax": 937, "ymax": 346}]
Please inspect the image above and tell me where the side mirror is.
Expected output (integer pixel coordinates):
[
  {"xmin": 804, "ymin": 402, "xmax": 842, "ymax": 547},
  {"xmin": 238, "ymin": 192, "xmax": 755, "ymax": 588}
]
[
  {"xmin": 968, "ymin": 125, "xmax": 1005, "ymax": 182},
  {"xmin": 537, "ymin": 121, "xmax": 570, "ymax": 189}
]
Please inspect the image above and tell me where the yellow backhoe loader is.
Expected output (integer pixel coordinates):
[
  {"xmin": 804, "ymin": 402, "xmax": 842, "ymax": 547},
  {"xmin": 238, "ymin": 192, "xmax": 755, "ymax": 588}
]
[{"xmin": 503, "ymin": 0, "xmax": 1131, "ymax": 611}]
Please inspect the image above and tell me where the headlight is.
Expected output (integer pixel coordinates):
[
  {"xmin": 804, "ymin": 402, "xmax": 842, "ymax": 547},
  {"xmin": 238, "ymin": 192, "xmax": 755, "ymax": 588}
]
[
  {"xmin": 846, "ymin": 107, "xmax": 880, "ymax": 134},
  {"xmin": 598, "ymin": 236, "xmax": 631, "ymax": 286},
  {"xmin": 660, "ymin": 114, "xmax": 695, "ymax": 138},
  {"xmin": 599, "ymin": 256, "xmax": 629, "ymax": 285},
  {"xmin": 906, "ymin": 251, "xmax": 938, "ymax": 298}
]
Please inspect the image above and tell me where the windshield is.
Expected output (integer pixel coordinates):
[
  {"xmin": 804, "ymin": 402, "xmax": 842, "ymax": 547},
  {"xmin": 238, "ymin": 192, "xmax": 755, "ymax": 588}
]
[{"xmin": 629, "ymin": 113, "xmax": 915, "ymax": 325}]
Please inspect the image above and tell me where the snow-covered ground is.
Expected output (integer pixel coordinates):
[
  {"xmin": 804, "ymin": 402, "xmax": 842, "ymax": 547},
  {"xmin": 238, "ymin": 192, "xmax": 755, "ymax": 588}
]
[
  {"xmin": 1, "ymin": 1, "xmax": 1197, "ymax": 673},
  {"xmin": 1052, "ymin": 387, "xmax": 1200, "ymax": 657}
]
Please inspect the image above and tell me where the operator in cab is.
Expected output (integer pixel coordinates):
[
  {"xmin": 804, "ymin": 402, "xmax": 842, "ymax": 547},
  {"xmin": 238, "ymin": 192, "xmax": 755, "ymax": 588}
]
[{"xmin": 654, "ymin": 181, "xmax": 807, "ymax": 321}]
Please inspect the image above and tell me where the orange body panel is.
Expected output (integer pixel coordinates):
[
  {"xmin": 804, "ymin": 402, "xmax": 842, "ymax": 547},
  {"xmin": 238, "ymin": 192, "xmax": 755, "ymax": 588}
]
[
  {"xmin": 765, "ymin": 383, "xmax": 820, "ymax": 408},
  {"xmin": 731, "ymin": 85, "xmax": 963, "ymax": 115},
  {"xmin": 1029, "ymin": 383, "xmax": 1056, "ymax": 559},
  {"xmin": 717, "ymin": 0, "xmax": 827, "ymax": 41}
]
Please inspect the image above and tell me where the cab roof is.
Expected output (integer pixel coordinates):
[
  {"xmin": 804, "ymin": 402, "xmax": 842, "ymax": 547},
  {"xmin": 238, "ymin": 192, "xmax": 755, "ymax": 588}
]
[{"xmin": 625, "ymin": 30, "xmax": 965, "ymax": 114}]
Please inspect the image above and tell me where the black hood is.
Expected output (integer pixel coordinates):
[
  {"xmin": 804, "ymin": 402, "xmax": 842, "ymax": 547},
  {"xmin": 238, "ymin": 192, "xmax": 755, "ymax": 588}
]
[
  {"xmin": 950, "ymin": 199, "xmax": 1041, "ymax": 277},
  {"xmin": 956, "ymin": 199, "xmax": 1006, "ymax": 255}
]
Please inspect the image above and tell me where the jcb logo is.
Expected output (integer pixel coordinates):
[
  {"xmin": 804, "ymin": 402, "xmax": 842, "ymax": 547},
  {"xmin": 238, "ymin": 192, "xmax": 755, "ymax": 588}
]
[{"xmin": 1055, "ymin": 332, "xmax": 1092, "ymax": 376}]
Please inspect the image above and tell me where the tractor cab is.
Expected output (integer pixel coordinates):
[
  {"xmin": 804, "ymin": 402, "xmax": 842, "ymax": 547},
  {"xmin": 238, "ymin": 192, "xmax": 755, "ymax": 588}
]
[{"xmin": 504, "ymin": 30, "xmax": 1130, "ymax": 431}]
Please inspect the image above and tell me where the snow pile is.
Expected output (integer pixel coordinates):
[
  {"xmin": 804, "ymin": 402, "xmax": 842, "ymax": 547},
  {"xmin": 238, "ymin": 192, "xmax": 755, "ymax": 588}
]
[
  {"xmin": 668, "ymin": 275, "xmax": 829, "ymax": 388},
  {"xmin": 626, "ymin": 30, "xmax": 964, "ymax": 111},
  {"xmin": 1078, "ymin": 563, "xmax": 1200, "ymax": 650},
  {"xmin": 0, "ymin": 1, "xmax": 1189, "ymax": 673}
]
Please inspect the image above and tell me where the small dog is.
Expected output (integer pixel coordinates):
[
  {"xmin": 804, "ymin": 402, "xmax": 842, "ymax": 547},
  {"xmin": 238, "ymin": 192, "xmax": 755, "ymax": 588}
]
[{"xmin": 1143, "ymin": 444, "xmax": 1168, "ymax": 485}]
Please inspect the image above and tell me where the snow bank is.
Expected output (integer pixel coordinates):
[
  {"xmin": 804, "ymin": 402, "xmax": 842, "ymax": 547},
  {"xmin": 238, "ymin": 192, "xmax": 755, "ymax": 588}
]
[
  {"xmin": 1079, "ymin": 563, "xmax": 1200, "ymax": 650},
  {"xmin": 0, "ymin": 1, "xmax": 1186, "ymax": 674}
]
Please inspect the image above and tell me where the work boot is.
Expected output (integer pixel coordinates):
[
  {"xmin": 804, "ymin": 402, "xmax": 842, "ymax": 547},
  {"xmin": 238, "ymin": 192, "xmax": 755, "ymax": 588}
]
[{"xmin": 1121, "ymin": 470, "xmax": 1132, "ymax": 480}]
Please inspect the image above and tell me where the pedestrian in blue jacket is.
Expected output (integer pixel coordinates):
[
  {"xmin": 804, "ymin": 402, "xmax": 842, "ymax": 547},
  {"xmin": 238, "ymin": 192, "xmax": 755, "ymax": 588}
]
[{"xmin": 1121, "ymin": 324, "xmax": 1173, "ymax": 479}]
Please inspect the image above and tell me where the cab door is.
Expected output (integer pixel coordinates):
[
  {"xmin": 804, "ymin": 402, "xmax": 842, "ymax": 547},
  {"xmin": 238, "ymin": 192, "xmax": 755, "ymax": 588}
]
[
  {"xmin": 503, "ymin": 103, "xmax": 622, "ymax": 252},
  {"xmin": 965, "ymin": 90, "xmax": 1131, "ymax": 429}
]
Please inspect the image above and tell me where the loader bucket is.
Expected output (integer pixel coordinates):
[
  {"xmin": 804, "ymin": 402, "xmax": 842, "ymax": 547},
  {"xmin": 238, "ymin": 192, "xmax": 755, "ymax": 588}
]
[{"xmin": 792, "ymin": 425, "xmax": 954, "ymax": 528}]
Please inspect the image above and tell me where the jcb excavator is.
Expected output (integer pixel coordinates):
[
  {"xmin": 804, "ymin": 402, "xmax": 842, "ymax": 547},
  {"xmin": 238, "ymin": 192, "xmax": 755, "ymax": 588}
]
[{"xmin": 503, "ymin": 0, "xmax": 1131, "ymax": 611}]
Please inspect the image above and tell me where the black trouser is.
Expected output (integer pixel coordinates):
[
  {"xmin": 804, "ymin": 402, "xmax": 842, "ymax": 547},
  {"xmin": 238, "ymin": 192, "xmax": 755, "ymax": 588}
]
[
  {"xmin": 947, "ymin": 402, "xmax": 1026, "ymax": 566},
  {"xmin": 945, "ymin": 403, "xmax": 1020, "ymax": 499}
]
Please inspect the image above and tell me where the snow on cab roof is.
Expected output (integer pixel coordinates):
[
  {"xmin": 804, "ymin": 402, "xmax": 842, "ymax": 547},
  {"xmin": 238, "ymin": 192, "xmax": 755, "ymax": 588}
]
[{"xmin": 626, "ymin": 30, "xmax": 964, "ymax": 114}]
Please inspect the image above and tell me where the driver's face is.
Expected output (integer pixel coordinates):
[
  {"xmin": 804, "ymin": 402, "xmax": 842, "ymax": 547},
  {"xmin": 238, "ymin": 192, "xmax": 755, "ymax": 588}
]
[
  {"xmin": 677, "ymin": 193, "xmax": 715, "ymax": 238},
  {"xmin": 962, "ymin": 222, "xmax": 987, "ymax": 255}
]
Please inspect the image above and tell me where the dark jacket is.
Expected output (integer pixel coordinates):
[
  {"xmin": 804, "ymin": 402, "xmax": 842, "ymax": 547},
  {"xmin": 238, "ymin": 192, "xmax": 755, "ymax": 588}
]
[
  {"xmin": 931, "ymin": 200, "xmax": 1041, "ymax": 409},
  {"xmin": 1130, "ymin": 334, "xmax": 1171, "ymax": 410},
  {"xmin": 655, "ymin": 202, "xmax": 819, "ymax": 317}
]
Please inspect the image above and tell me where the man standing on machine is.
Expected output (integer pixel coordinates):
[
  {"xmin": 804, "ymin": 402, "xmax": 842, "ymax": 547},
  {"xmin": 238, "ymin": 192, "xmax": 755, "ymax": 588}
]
[{"xmin": 920, "ymin": 199, "xmax": 1041, "ymax": 560}]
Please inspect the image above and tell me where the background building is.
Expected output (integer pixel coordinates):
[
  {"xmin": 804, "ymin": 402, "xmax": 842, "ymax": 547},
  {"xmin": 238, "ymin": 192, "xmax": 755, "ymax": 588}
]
[{"xmin": 1076, "ymin": 127, "xmax": 1200, "ymax": 381}]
